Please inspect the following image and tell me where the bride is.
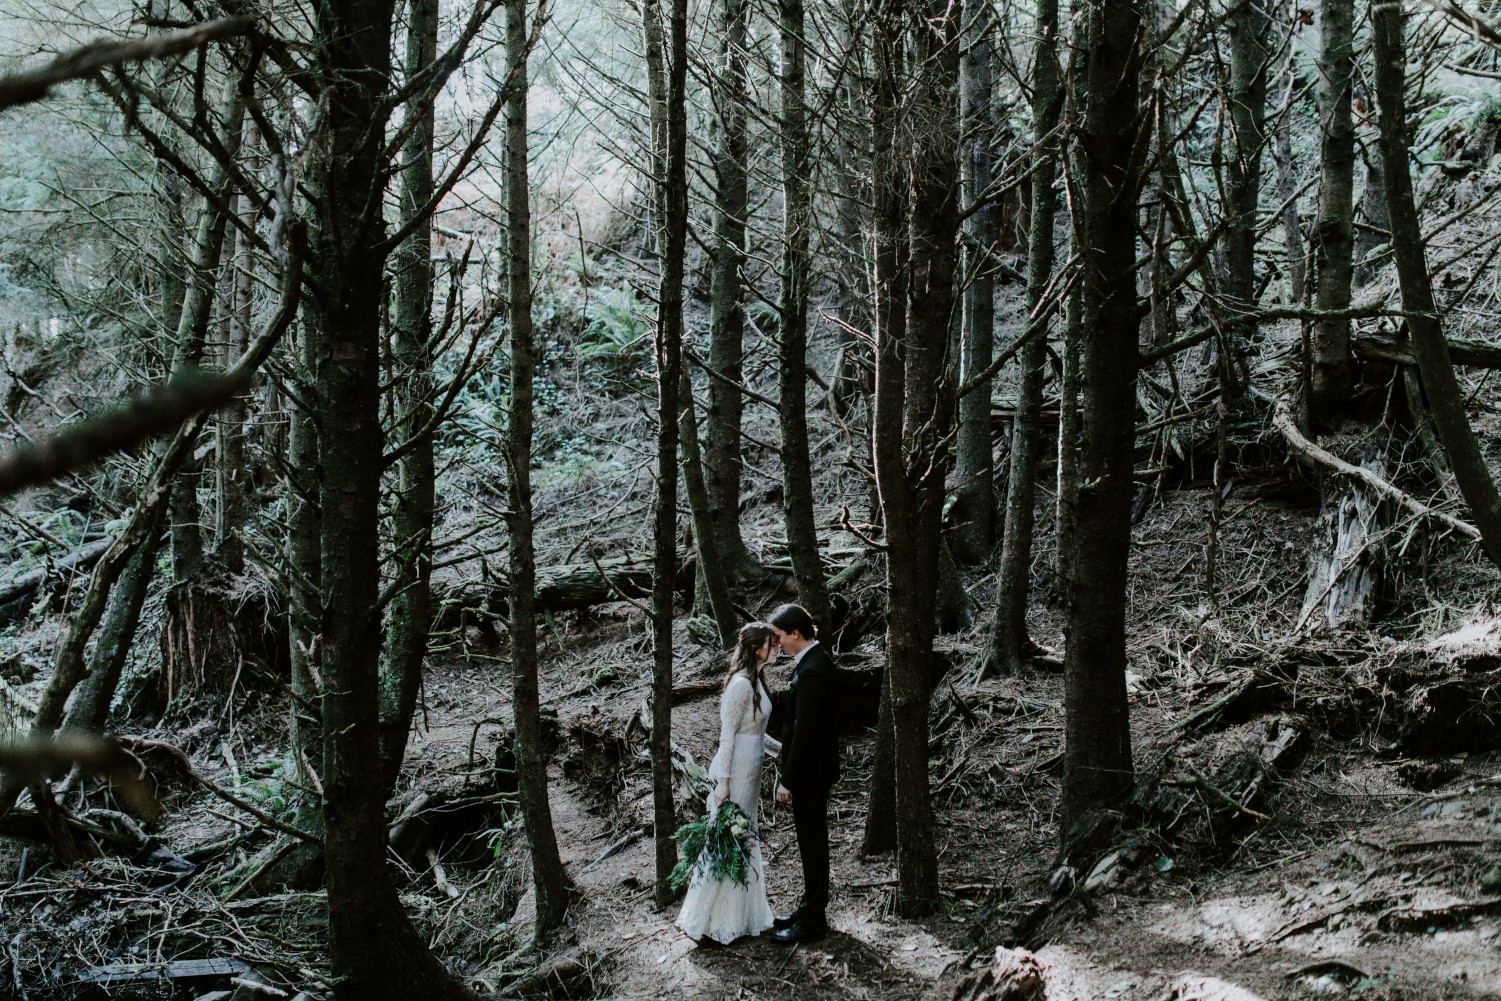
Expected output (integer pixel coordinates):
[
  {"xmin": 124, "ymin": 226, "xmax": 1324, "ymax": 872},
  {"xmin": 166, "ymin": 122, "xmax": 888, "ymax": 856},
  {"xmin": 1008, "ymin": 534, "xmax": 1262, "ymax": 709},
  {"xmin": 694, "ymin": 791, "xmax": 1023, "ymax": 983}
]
[{"xmin": 676, "ymin": 622, "xmax": 782, "ymax": 944}]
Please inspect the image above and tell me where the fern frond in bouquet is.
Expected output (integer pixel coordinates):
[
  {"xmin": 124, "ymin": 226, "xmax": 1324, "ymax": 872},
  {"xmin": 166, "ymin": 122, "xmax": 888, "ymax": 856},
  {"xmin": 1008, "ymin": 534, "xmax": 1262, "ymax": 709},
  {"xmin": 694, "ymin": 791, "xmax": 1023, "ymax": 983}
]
[{"xmin": 669, "ymin": 800, "xmax": 757, "ymax": 891}]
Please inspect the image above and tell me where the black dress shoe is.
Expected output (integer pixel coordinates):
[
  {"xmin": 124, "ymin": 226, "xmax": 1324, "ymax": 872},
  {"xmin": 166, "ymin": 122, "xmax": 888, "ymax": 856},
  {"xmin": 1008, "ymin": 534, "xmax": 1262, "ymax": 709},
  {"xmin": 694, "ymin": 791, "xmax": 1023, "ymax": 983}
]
[
  {"xmin": 769, "ymin": 921, "xmax": 828, "ymax": 944},
  {"xmin": 772, "ymin": 911, "xmax": 801, "ymax": 930}
]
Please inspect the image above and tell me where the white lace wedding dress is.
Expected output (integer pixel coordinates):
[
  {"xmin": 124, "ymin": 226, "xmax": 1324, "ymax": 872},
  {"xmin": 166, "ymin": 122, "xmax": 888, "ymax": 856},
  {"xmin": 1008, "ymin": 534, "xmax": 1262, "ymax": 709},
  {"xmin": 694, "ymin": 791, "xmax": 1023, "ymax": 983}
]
[{"xmin": 676, "ymin": 673, "xmax": 779, "ymax": 944}]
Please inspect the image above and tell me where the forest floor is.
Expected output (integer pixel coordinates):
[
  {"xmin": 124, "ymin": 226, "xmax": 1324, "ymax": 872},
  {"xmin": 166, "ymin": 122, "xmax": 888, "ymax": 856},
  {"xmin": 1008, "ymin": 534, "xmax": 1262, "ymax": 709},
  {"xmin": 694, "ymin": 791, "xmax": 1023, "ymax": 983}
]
[
  {"xmin": 11, "ymin": 467, "xmax": 1498, "ymax": 1000},
  {"xmin": 4, "ymin": 320, "xmax": 1501, "ymax": 999}
]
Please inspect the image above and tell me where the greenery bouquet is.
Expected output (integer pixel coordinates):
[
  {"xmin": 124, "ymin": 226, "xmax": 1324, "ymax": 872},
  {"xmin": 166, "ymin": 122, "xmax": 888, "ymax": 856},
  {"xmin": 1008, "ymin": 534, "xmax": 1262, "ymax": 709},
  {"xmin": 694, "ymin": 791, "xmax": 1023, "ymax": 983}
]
[{"xmin": 669, "ymin": 800, "xmax": 757, "ymax": 892}]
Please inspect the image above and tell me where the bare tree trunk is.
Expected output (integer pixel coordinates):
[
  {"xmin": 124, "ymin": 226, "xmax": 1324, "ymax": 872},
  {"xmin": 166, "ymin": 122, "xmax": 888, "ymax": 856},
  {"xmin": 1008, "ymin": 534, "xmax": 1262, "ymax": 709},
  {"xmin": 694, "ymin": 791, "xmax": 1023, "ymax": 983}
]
[
  {"xmin": 778, "ymin": 0, "xmax": 830, "ymax": 628},
  {"xmin": 642, "ymin": 0, "xmax": 688, "ymax": 908},
  {"xmin": 1222, "ymin": 0, "xmax": 1269, "ymax": 398},
  {"xmin": 254, "ymin": 317, "xmax": 325, "ymax": 893},
  {"xmin": 704, "ymin": 0, "xmax": 755, "ymax": 578},
  {"xmin": 679, "ymin": 365, "xmax": 738, "ymax": 645},
  {"xmin": 1055, "ymin": 242, "xmax": 1082, "ymax": 585},
  {"xmin": 171, "ymin": 98, "xmax": 246, "ymax": 584},
  {"xmin": 881, "ymin": 0, "xmax": 961, "ymax": 917},
  {"xmin": 1060, "ymin": 0, "xmax": 1141, "ymax": 830},
  {"xmin": 986, "ymin": 0, "xmax": 1061, "ymax": 676},
  {"xmin": 1353, "ymin": 137, "xmax": 1389, "ymax": 287},
  {"xmin": 1371, "ymin": 0, "xmax": 1501, "ymax": 567},
  {"xmin": 1311, "ymin": 0, "xmax": 1355, "ymax": 420},
  {"xmin": 951, "ymin": 0, "xmax": 995, "ymax": 564},
  {"xmin": 378, "ymin": 0, "xmax": 439, "ymax": 795},
  {"xmin": 215, "ymin": 119, "xmax": 255, "ymax": 575},
  {"xmin": 1273, "ymin": 59, "xmax": 1306, "ymax": 305},
  {"xmin": 863, "ymin": 0, "xmax": 906, "ymax": 861},
  {"xmin": 829, "ymin": 0, "xmax": 870, "ymax": 419},
  {"xmin": 309, "ymin": 1, "xmax": 478, "ymax": 994},
  {"xmin": 505, "ymin": 0, "xmax": 573, "ymax": 937},
  {"xmin": 61, "ymin": 511, "xmax": 165, "ymax": 732}
]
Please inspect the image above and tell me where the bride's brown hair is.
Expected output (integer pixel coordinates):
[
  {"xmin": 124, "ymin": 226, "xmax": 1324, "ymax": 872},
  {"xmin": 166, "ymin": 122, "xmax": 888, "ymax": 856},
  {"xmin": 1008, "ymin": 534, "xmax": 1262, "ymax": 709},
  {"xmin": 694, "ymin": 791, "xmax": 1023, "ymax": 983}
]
[{"xmin": 726, "ymin": 621, "xmax": 776, "ymax": 716}]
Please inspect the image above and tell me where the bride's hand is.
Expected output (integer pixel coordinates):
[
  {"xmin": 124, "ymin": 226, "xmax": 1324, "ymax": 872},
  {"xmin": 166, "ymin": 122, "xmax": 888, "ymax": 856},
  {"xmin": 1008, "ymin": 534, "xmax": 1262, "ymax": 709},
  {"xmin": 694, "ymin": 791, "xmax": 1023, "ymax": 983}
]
[{"xmin": 713, "ymin": 777, "xmax": 731, "ymax": 806}]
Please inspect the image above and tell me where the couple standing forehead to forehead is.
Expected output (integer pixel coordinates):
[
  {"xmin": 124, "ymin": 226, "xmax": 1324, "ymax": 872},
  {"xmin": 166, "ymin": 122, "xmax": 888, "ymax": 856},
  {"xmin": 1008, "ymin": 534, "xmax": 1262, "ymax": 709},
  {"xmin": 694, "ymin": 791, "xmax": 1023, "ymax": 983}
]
[{"xmin": 675, "ymin": 603, "xmax": 841, "ymax": 946}]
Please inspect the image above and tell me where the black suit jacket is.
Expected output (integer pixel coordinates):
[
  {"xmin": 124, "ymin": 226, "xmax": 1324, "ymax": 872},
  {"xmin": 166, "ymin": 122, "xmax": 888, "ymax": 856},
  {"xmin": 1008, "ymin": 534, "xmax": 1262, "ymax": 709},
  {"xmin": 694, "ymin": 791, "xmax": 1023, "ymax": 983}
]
[{"xmin": 779, "ymin": 644, "xmax": 840, "ymax": 791}]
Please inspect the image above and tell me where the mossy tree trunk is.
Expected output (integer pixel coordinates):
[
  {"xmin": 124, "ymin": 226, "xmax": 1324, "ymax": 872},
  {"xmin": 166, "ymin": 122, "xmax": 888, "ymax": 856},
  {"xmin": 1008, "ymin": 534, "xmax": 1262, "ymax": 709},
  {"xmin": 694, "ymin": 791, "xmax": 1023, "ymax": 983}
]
[
  {"xmin": 504, "ymin": 0, "xmax": 574, "ymax": 938},
  {"xmin": 1371, "ymin": 1, "xmax": 1501, "ymax": 568},
  {"xmin": 986, "ymin": 0, "xmax": 1061, "ymax": 677},
  {"xmin": 1311, "ymin": 0, "xmax": 1355, "ymax": 421},
  {"xmin": 377, "ymin": 0, "xmax": 439, "ymax": 796}
]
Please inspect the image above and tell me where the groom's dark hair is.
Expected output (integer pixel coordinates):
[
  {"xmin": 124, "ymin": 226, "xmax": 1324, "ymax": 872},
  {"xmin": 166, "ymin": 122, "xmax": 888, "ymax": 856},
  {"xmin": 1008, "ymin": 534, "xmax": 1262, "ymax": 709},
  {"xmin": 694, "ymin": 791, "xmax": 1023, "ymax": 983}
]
[{"xmin": 769, "ymin": 603, "xmax": 816, "ymax": 640}]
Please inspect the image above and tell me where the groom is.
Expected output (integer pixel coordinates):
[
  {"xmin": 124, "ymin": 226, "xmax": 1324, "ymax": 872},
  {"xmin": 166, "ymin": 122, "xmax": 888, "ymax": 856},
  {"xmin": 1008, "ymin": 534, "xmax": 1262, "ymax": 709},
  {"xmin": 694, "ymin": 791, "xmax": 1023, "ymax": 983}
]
[{"xmin": 768, "ymin": 603, "xmax": 839, "ymax": 944}]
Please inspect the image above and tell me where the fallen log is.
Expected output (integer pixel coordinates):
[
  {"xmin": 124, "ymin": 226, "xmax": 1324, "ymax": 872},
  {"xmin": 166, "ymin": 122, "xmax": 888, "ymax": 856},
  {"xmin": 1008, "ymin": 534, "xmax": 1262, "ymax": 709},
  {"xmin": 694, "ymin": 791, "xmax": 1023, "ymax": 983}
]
[
  {"xmin": 0, "ymin": 535, "xmax": 115, "ymax": 624},
  {"xmin": 431, "ymin": 553, "xmax": 679, "ymax": 632},
  {"xmin": 1354, "ymin": 332, "xmax": 1501, "ymax": 370}
]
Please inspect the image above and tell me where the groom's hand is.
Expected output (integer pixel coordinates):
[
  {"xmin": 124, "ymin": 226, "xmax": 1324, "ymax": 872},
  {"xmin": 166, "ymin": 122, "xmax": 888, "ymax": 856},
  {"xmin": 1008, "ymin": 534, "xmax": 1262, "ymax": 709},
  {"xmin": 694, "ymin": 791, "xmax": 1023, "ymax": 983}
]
[{"xmin": 776, "ymin": 785, "xmax": 792, "ymax": 804}]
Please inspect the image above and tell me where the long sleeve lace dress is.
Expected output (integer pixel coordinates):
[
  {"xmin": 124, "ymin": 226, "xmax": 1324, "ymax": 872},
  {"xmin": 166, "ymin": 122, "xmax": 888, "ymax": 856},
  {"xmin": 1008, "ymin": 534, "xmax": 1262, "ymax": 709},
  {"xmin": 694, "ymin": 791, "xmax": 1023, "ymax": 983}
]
[{"xmin": 675, "ymin": 673, "xmax": 779, "ymax": 943}]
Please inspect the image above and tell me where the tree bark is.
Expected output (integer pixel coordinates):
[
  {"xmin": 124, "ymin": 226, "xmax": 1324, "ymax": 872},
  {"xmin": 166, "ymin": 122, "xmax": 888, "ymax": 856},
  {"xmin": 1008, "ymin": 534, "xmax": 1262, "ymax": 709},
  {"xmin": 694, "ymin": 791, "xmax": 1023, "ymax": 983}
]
[
  {"xmin": 879, "ymin": 0, "xmax": 961, "ymax": 917},
  {"xmin": 1222, "ymin": 0, "xmax": 1269, "ymax": 398},
  {"xmin": 1060, "ymin": 0, "xmax": 1142, "ymax": 831},
  {"xmin": 1311, "ymin": 0, "xmax": 1355, "ymax": 420},
  {"xmin": 378, "ymin": 0, "xmax": 439, "ymax": 796},
  {"xmin": 503, "ymin": 0, "xmax": 574, "ymax": 937},
  {"xmin": 778, "ymin": 0, "xmax": 830, "ymax": 628},
  {"xmin": 1055, "ymin": 246, "xmax": 1082, "ymax": 585},
  {"xmin": 704, "ymin": 0, "xmax": 755, "ymax": 579},
  {"xmin": 215, "ymin": 116, "xmax": 255, "ymax": 575},
  {"xmin": 1273, "ymin": 60, "xmax": 1306, "ymax": 306},
  {"xmin": 862, "ymin": 0, "xmax": 907, "ymax": 865},
  {"xmin": 1353, "ymin": 138, "xmax": 1390, "ymax": 287},
  {"xmin": 1371, "ymin": 0, "xmax": 1501, "ymax": 567},
  {"xmin": 829, "ymin": 0, "xmax": 870, "ymax": 420},
  {"xmin": 307, "ymin": 0, "xmax": 478, "ymax": 994},
  {"xmin": 61, "ymin": 514, "xmax": 164, "ymax": 733},
  {"xmin": 679, "ymin": 365, "xmax": 738, "ymax": 645},
  {"xmin": 642, "ymin": 0, "xmax": 688, "ymax": 908},
  {"xmin": 951, "ymin": 0, "xmax": 996, "ymax": 564},
  {"xmin": 170, "ymin": 97, "xmax": 246, "ymax": 584},
  {"xmin": 986, "ymin": 0, "xmax": 1061, "ymax": 676}
]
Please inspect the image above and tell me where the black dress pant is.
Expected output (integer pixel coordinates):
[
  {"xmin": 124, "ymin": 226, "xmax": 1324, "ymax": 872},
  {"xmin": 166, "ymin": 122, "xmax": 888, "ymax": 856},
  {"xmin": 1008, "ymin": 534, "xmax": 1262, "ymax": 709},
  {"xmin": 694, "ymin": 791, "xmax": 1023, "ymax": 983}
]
[{"xmin": 790, "ymin": 782, "xmax": 831, "ymax": 920}]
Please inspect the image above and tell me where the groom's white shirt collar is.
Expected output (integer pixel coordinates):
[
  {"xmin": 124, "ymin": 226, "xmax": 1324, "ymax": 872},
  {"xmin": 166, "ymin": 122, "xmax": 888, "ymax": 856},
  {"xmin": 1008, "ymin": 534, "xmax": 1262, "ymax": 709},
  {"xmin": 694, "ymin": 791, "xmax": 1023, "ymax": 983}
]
[{"xmin": 792, "ymin": 639, "xmax": 820, "ymax": 667}]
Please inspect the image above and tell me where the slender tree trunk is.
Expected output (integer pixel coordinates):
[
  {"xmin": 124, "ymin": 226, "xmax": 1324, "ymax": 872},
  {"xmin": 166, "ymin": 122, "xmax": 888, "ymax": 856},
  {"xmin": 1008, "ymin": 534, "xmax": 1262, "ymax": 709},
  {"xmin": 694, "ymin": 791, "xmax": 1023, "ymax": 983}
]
[
  {"xmin": 778, "ymin": 0, "xmax": 831, "ymax": 628},
  {"xmin": 1060, "ymin": 0, "xmax": 1142, "ymax": 831},
  {"xmin": 503, "ymin": 0, "xmax": 574, "ymax": 937},
  {"xmin": 61, "ymin": 512, "xmax": 165, "ymax": 732},
  {"xmin": 1372, "ymin": 0, "xmax": 1501, "ymax": 567},
  {"xmin": 679, "ymin": 366, "xmax": 738, "ymax": 645},
  {"xmin": 986, "ymin": 0, "xmax": 1061, "ymax": 676},
  {"xmin": 1274, "ymin": 60, "xmax": 1306, "ymax": 305},
  {"xmin": 880, "ymin": 0, "xmax": 961, "ymax": 917},
  {"xmin": 951, "ymin": 0, "xmax": 995, "ymax": 564},
  {"xmin": 171, "ymin": 99, "xmax": 246, "ymax": 584},
  {"xmin": 377, "ymin": 0, "xmax": 439, "ymax": 795},
  {"xmin": 1311, "ymin": 0, "xmax": 1355, "ymax": 419},
  {"xmin": 309, "ymin": 1, "xmax": 478, "ymax": 994},
  {"xmin": 1353, "ymin": 134, "xmax": 1390, "ymax": 286},
  {"xmin": 705, "ymin": 0, "xmax": 755, "ymax": 578},
  {"xmin": 1055, "ymin": 266, "xmax": 1082, "ymax": 585},
  {"xmin": 261, "ymin": 317, "xmax": 326, "ymax": 891},
  {"xmin": 643, "ymin": 0, "xmax": 688, "ymax": 908},
  {"xmin": 1222, "ymin": 0, "xmax": 1269, "ymax": 398},
  {"xmin": 829, "ymin": 0, "xmax": 870, "ymax": 419},
  {"xmin": 216, "ymin": 122, "xmax": 255, "ymax": 575},
  {"xmin": 863, "ymin": 0, "xmax": 906, "ymax": 861}
]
